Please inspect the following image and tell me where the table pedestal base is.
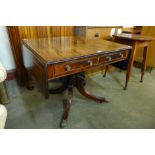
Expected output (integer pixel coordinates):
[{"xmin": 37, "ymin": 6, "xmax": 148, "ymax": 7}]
[{"xmin": 49, "ymin": 72, "xmax": 108, "ymax": 128}]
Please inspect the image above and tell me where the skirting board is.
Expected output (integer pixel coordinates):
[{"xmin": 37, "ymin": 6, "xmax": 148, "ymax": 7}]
[{"xmin": 6, "ymin": 69, "xmax": 16, "ymax": 80}]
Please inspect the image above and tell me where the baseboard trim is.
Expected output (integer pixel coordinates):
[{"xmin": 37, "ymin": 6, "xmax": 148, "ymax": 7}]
[{"xmin": 6, "ymin": 69, "xmax": 17, "ymax": 80}]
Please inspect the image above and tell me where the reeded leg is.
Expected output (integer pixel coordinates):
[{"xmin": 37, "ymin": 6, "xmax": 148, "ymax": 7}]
[
  {"xmin": 103, "ymin": 65, "xmax": 109, "ymax": 77},
  {"xmin": 125, "ymin": 43, "xmax": 137, "ymax": 90},
  {"xmin": 140, "ymin": 46, "xmax": 148, "ymax": 83},
  {"xmin": 76, "ymin": 73, "xmax": 108, "ymax": 103}
]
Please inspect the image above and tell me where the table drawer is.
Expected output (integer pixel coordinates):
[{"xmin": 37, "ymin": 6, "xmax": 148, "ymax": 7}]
[
  {"xmin": 53, "ymin": 57, "xmax": 98, "ymax": 77},
  {"xmin": 99, "ymin": 50, "xmax": 128, "ymax": 64}
]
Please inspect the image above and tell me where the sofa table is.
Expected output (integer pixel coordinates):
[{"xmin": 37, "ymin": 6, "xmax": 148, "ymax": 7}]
[{"xmin": 22, "ymin": 36, "xmax": 131, "ymax": 127}]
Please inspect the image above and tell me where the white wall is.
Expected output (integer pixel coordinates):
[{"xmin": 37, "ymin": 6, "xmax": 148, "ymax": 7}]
[{"xmin": 0, "ymin": 26, "xmax": 16, "ymax": 70}]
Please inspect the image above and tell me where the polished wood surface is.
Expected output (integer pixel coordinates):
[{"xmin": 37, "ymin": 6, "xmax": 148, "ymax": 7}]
[
  {"xmin": 7, "ymin": 26, "xmax": 75, "ymax": 85},
  {"xmin": 22, "ymin": 36, "xmax": 131, "ymax": 127},
  {"xmin": 86, "ymin": 27, "xmax": 121, "ymax": 39},
  {"xmin": 111, "ymin": 33, "xmax": 155, "ymax": 89},
  {"xmin": 75, "ymin": 26, "xmax": 126, "ymax": 75},
  {"xmin": 23, "ymin": 37, "xmax": 130, "ymax": 83},
  {"xmin": 122, "ymin": 26, "xmax": 142, "ymax": 34},
  {"xmin": 22, "ymin": 36, "xmax": 130, "ymax": 64},
  {"xmin": 136, "ymin": 26, "xmax": 155, "ymax": 67},
  {"xmin": 7, "ymin": 26, "xmax": 27, "ymax": 85},
  {"xmin": 75, "ymin": 26, "xmax": 122, "ymax": 39},
  {"xmin": 122, "ymin": 30, "xmax": 141, "ymax": 34},
  {"xmin": 114, "ymin": 33, "xmax": 155, "ymax": 41},
  {"xmin": 18, "ymin": 26, "xmax": 74, "ymax": 38},
  {"xmin": 60, "ymin": 73, "xmax": 108, "ymax": 128}
]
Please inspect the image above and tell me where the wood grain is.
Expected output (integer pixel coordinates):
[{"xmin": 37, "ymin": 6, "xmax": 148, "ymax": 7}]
[
  {"xmin": 113, "ymin": 33, "xmax": 155, "ymax": 41},
  {"xmin": 22, "ymin": 36, "xmax": 131, "ymax": 64},
  {"xmin": 7, "ymin": 26, "xmax": 27, "ymax": 85},
  {"xmin": 113, "ymin": 32, "xmax": 155, "ymax": 89},
  {"xmin": 135, "ymin": 26, "xmax": 155, "ymax": 67},
  {"xmin": 22, "ymin": 36, "xmax": 131, "ymax": 96},
  {"xmin": 7, "ymin": 26, "xmax": 75, "ymax": 84},
  {"xmin": 18, "ymin": 26, "xmax": 74, "ymax": 38}
]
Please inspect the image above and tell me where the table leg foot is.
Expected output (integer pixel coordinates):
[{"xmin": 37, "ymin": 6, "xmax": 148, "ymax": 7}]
[
  {"xmin": 59, "ymin": 72, "xmax": 108, "ymax": 128},
  {"xmin": 124, "ymin": 73, "xmax": 130, "ymax": 90},
  {"xmin": 60, "ymin": 118, "xmax": 68, "ymax": 128},
  {"xmin": 76, "ymin": 85, "xmax": 108, "ymax": 103},
  {"xmin": 76, "ymin": 73, "xmax": 108, "ymax": 103},
  {"xmin": 124, "ymin": 47, "xmax": 137, "ymax": 90},
  {"xmin": 60, "ymin": 99, "xmax": 71, "ymax": 128},
  {"xmin": 60, "ymin": 79, "xmax": 73, "ymax": 128},
  {"xmin": 140, "ymin": 46, "xmax": 147, "ymax": 83}
]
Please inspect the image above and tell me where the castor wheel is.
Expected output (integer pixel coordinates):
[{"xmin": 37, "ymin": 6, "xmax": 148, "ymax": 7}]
[{"xmin": 99, "ymin": 99, "xmax": 109, "ymax": 104}]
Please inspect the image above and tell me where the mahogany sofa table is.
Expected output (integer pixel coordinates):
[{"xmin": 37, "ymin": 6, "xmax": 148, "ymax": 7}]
[
  {"xmin": 105, "ymin": 33, "xmax": 155, "ymax": 90},
  {"xmin": 22, "ymin": 36, "xmax": 131, "ymax": 127}
]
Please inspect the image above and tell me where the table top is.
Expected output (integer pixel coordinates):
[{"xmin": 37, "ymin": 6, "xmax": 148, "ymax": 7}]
[
  {"xmin": 113, "ymin": 33, "xmax": 155, "ymax": 41},
  {"xmin": 22, "ymin": 36, "xmax": 131, "ymax": 64}
]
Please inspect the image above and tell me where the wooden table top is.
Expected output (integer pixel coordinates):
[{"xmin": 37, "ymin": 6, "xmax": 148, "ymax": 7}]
[
  {"xmin": 22, "ymin": 36, "xmax": 131, "ymax": 64},
  {"xmin": 113, "ymin": 33, "xmax": 155, "ymax": 41}
]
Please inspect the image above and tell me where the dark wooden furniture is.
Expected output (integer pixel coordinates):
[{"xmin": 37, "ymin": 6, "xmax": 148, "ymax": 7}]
[
  {"xmin": 122, "ymin": 26, "xmax": 142, "ymax": 34},
  {"xmin": 122, "ymin": 29, "xmax": 141, "ymax": 34},
  {"xmin": 22, "ymin": 36, "xmax": 131, "ymax": 127},
  {"xmin": 7, "ymin": 26, "xmax": 75, "ymax": 85},
  {"xmin": 75, "ymin": 26, "xmax": 122, "ymax": 39},
  {"xmin": 104, "ymin": 33, "xmax": 155, "ymax": 90},
  {"xmin": 7, "ymin": 26, "xmax": 27, "ymax": 85}
]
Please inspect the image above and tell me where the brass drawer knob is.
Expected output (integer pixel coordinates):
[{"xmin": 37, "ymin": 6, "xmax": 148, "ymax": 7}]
[
  {"xmin": 106, "ymin": 56, "xmax": 112, "ymax": 61},
  {"xmin": 65, "ymin": 65, "xmax": 72, "ymax": 71},
  {"xmin": 88, "ymin": 60, "xmax": 93, "ymax": 66},
  {"xmin": 120, "ymin": 53, "xmax": 124, "ymax": 58}
]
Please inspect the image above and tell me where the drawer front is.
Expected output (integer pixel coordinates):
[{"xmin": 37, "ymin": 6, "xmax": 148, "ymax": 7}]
[
  {"xmin": 99, "ymin": 50, "xmax": 128, "ymax": 64},
  {"xmin": 53, "ymin": 57, "xmax": 98, "ymax": 77}
]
